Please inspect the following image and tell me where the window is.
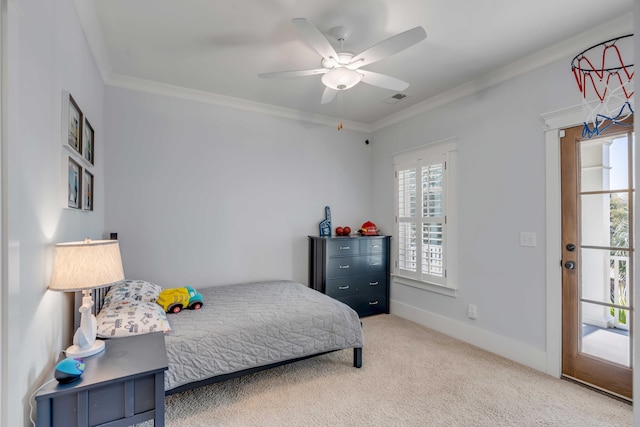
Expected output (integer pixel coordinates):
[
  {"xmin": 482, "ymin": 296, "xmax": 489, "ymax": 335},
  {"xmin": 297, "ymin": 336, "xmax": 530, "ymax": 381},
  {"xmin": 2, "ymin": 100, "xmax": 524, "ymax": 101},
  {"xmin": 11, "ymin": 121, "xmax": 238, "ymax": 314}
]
[{"xmin": 393, "ymin": 140, "xmax": 457, "ymax": 296}]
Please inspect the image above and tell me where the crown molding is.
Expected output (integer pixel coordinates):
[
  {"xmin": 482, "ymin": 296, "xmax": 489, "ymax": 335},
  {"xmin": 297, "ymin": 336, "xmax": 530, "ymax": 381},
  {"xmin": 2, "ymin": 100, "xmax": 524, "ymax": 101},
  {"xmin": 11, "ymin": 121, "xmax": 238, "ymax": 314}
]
[
  {"xmin": 71, "ymin": 0, "xmax": 371, "ymax": 132},
  {"xmin": 369, "ymin": 13, "xmax": 633, "ymax": 133},
  {"xmin": 108, "ymin": 74, "xmax": 372, "ymax": 133},
  {"xmin": 73, "ymin": 3, "xmax": 631, "ymax": 135},
  {"xmin": 71, "ymin": 0, "xmax": 371, "ymax": 134}
]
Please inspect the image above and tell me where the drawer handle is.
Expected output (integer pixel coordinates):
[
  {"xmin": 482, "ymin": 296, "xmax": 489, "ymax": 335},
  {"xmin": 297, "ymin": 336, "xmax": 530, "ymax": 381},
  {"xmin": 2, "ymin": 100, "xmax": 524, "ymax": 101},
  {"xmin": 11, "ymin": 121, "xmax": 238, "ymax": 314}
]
[
  {"xmin": 370, "ymin": 262, "xmax": 381, "ymax": 266},
  {"xmin": 371, "ymin": 245, "xmax": 380, "ymax": 249},
  {"xmin": 339, "ymin": 265, "xmax": 350, "ymax": 269},
  {"xmin": 369, "ymin": 282, "xmax": 379, "ymax": 286},
  {"xmin": 369, "ymin": 300, "xmax": 379, "ymax": 305},
  {"xmin": 339, "ymin": 285, "xmax": 350, "ymax": 290},
  {"xmin": 339, "ymin": 246, "xmax": 350, "ymax": 250}
]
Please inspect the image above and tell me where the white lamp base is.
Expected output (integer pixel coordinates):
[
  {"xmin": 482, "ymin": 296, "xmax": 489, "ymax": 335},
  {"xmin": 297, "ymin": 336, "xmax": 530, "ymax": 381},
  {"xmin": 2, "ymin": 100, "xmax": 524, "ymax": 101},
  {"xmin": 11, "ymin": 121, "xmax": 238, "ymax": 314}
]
[{"xmin": 65, "ymin": 339, "xmax": 105, "ymax": 358}]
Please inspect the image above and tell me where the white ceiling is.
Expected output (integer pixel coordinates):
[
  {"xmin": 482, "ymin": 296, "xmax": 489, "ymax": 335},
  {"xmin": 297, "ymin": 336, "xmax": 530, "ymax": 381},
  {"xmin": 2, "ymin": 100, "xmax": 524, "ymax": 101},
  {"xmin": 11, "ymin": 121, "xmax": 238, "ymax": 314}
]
[{"xmin": 79, "ymin": 0, "xmax": 634, "ymax": 131}]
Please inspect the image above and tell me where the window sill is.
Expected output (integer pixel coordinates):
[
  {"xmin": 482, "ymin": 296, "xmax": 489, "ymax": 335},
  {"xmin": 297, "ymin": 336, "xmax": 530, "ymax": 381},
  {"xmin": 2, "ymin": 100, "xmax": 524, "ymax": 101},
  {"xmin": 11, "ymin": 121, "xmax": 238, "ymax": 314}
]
[{"xmin": 392, "ymin": 275, "xmax": 458, "ymax": 298}]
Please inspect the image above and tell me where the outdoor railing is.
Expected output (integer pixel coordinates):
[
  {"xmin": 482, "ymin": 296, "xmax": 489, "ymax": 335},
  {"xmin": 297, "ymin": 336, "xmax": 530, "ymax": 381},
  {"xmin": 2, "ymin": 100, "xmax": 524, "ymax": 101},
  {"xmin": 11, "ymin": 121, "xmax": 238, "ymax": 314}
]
[{"xmin": 610, "ymin": 255, "xmax": 629, "ymax": 330}]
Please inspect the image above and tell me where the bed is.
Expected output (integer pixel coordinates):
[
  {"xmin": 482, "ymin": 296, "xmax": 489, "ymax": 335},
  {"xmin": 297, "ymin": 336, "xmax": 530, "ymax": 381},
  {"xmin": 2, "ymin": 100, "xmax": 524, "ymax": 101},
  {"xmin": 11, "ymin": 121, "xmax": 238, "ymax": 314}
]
[{"xmin": 82, "ymin": 279, "xmax": 364, "ymax": 395}]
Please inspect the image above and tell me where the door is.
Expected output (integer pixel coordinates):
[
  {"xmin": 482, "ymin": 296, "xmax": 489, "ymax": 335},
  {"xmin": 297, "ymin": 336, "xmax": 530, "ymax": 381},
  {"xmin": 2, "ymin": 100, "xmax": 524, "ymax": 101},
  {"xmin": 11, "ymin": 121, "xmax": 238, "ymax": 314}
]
[{"xmin": 561, "ymin": 121, "xmax": 634, "ymax": 399}]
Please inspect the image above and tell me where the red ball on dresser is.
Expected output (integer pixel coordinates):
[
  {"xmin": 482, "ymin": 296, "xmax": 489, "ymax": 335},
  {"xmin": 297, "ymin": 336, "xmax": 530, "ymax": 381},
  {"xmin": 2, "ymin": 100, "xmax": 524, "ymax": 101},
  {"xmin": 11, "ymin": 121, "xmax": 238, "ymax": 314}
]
[
  {"xmin": 343, "ymin": 226, "xmax": 351, "ymax": 235},
  {"xmin": 335, "ymin": 227, "xmax": 344, "ymax": 236}
]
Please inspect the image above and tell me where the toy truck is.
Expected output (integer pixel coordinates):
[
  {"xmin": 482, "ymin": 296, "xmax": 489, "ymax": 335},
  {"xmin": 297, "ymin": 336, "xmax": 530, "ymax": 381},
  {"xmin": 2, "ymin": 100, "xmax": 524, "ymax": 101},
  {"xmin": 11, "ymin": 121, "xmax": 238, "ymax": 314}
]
[{"xmin": 157, "ymin": 286, "xmax": 203, "ymax": 313}]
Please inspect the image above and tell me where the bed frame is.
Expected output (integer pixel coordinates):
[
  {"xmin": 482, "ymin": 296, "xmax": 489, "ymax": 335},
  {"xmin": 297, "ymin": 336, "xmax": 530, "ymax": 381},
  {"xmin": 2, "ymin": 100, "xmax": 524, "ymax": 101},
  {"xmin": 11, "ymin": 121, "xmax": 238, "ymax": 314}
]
[{"xmin": 75, "ymin": 286, "xmax": 363, "ymax": 396}]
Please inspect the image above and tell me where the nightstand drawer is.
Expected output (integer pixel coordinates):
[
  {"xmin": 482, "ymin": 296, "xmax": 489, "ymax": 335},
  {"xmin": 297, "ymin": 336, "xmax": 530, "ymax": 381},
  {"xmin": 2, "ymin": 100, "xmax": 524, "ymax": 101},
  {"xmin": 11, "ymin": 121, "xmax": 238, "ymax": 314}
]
[{"xmin": 35, "ymin": 333, "xmax": 168, "ymax": 427}]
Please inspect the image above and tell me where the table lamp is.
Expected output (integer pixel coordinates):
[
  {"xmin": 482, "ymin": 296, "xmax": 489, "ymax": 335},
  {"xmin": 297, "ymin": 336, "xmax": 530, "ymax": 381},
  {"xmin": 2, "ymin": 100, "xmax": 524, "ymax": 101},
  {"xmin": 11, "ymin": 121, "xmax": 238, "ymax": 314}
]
[{"xmin": 49, "ymin": 238, "xmax": 125, "ymax": 357}]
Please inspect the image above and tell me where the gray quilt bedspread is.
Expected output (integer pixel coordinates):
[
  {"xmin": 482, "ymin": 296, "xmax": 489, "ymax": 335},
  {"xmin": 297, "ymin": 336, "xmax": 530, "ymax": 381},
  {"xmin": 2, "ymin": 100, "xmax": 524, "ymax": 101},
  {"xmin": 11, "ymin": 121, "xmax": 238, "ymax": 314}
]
[{"xmin": 163, "ymin": 280, "xmax": 364, "ymax": 392}]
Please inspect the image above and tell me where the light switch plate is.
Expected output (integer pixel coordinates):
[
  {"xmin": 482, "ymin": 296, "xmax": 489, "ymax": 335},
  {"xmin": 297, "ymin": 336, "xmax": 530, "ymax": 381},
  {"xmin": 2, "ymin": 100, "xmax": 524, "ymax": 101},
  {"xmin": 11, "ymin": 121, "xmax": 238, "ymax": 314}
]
[{"xmin": 520, "ymin": 232, "xmax": 536, "ymax": 247}]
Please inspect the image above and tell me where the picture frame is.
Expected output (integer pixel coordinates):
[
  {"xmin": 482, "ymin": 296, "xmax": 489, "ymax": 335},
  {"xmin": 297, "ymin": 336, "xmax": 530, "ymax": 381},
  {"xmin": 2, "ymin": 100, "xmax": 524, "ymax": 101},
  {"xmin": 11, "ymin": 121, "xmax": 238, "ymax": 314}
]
[
  {"xmin": 83, "ymin": 169, "xmax": 94, "ymax": 211},
  {"xmin": 83, "ymin": 117, "xmax": 94, "ymax": 165},
  {"xmin": 67, "ymin": 94, "xmax": 83, "ymax": 155},
  {"xmin": 67, "ymin": 157, "xmax": 82, "ymax": 209}
]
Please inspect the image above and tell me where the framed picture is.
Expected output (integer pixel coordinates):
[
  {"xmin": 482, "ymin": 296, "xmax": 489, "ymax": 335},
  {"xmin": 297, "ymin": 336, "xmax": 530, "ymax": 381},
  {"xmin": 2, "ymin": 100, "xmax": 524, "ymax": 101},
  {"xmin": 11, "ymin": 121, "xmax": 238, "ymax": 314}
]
[
  {"xmin": 67, "ymin": 94, "xmax": 83, "ymax": 155},
  {"xmin": 83, "ymin": 169, "xmax": 94, "ymax": 211},
  {"xmin": 83, "ymin": 118, "xmax": 94, "ymax": 165},
  {"xmin": 67, "ymin": 157, "xmax": 82, "ymax": 209}
]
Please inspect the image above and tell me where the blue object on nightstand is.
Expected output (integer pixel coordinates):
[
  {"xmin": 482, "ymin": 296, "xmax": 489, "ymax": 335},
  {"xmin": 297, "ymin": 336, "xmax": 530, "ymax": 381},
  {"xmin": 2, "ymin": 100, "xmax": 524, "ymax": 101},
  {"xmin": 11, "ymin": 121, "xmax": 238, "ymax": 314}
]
[
  {"xmin": 319, "ymin": 206, "xmax": 332, "ymax": 236},
  {"xmin": 55, "ymin": 357, "xmax": 85, "ymax": 384}
]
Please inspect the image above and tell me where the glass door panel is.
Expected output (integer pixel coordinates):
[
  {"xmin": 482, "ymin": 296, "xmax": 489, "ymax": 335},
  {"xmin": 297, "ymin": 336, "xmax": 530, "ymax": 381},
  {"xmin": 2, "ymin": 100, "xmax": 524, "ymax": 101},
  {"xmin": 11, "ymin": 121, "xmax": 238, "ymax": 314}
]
[
  {"xmin": 580, "ymin": 135, "xmax": 630, "ymax": 192},
  {"xmin": 580, "ymin": 192, "xmax": 629, "ymax": 247},
  {"xmin": 578, "ymin": 131, "xmax": 633, "ymax": 367},
  {"xmin": 581, "ymin": 302, "xmax": 631, "ymax": 367}
]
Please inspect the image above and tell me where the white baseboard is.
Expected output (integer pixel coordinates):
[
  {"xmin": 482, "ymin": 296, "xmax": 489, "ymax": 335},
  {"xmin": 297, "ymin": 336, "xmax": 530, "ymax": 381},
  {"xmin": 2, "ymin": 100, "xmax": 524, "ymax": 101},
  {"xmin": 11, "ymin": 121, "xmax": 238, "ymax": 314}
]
[{"xmin": 390, "ymin": 299, "xmax": 548, "ymax": 374}]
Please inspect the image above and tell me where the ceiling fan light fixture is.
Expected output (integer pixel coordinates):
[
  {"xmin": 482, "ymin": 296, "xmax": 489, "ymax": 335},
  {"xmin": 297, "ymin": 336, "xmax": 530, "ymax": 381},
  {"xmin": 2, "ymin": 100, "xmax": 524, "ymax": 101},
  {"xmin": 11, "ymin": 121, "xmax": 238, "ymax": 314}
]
[{"xmin": 321, "ymin": 68, "xmax": 362, "ymax": 90}]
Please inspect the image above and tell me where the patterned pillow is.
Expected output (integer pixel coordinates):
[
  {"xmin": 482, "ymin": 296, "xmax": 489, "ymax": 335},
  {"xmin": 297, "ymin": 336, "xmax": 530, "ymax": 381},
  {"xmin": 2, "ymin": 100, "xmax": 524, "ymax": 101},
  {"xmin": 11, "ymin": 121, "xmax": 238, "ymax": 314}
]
[
  {"xmin": 103, "ymin": 280, "xmax": 163, "ymax": 306},
  {"xmin": 96, "ymin": 300, "xmax": 171, "ymax": 338}
]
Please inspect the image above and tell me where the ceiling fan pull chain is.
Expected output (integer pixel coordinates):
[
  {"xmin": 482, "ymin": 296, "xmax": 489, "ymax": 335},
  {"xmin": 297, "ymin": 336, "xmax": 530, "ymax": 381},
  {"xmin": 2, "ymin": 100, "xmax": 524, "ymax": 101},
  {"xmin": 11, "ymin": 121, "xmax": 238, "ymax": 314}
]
[{"xmin": 338, "ymin": 91, "xmax": 344, "ymax": 130}]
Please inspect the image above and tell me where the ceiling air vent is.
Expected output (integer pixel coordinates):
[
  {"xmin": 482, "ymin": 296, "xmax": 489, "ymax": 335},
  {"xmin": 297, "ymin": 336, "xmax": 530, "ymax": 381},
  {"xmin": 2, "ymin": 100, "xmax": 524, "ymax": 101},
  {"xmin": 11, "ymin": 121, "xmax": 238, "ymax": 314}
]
[{"xmin": 383, "ymin": 93, "xmax": 408, "ymax": 104}]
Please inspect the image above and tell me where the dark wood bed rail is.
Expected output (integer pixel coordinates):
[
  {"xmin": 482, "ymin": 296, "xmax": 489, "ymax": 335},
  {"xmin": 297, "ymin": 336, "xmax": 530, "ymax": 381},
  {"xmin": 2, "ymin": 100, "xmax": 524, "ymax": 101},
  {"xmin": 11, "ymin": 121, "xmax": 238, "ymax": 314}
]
[{"xmin": 166, "ymin": 347, "xmax": 362, "ymax": 395}]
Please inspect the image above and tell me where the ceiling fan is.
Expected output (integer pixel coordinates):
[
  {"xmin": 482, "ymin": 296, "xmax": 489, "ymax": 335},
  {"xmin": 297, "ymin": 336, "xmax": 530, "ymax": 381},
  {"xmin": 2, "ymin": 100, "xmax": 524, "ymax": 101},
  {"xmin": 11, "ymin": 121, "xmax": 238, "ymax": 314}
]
[{"xmin": 258, "ymin": 18, "xmax": 427, "ymax": 104}]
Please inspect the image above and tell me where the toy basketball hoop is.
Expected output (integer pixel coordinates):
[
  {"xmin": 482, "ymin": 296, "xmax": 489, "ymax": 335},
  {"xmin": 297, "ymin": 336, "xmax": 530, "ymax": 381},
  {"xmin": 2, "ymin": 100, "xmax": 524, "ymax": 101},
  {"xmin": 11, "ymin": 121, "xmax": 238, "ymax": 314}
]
[{"xmin": 571, "ymin": 34, "xmax": 634, "ymax": 138}]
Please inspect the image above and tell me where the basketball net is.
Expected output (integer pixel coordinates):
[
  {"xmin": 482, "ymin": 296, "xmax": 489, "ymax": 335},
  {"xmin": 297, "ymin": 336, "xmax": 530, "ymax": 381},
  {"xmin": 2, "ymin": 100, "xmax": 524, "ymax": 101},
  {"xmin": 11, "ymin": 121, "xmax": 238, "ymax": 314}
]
[{"xmin": 571, "ymin": 34, "xmax": 634, "ymax": 138}]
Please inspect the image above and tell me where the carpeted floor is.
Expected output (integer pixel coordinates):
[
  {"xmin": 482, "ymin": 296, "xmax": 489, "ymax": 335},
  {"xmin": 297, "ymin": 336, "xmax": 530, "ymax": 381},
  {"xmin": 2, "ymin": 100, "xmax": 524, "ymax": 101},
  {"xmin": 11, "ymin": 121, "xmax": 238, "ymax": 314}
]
[{"xmin": 140, "ymin": 314, "xmax": 632, "ymax": 426}]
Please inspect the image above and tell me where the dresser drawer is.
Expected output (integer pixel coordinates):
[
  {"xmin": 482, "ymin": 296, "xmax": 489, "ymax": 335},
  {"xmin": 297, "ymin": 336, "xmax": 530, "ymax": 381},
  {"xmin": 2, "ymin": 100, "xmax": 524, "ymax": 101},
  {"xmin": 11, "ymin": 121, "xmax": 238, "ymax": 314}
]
[
  {"xmin": 327, "ymin": 255, "xmax": 386, "ymax": 277},
  {"xmin": 326, "ymin": 273, "xmax": 386, "ymax": 298},
  {"xmin": 326, "ymin": 256, "xmax": 360, "ymax": 277},
  {"xmin": 351, "ymin": 273, "xmax": 387, "ymax": 294},
  {"xmin": 325, "ymin": 278, "xmax": 359, "ymax": 297},
  {"xmin": 327, "ymin": 239, "xmax": 359, "ymax": 256},
  {"xmin": 338, "ymin": 293, "xmax": 388, "ymax": 317},
  {"xmin": 360, "ymin": 239, "xmax": 387, "ymax": 254},
  {"xmin": 362, "ymin": 255, "xmax": 386, "ymax": 272}
]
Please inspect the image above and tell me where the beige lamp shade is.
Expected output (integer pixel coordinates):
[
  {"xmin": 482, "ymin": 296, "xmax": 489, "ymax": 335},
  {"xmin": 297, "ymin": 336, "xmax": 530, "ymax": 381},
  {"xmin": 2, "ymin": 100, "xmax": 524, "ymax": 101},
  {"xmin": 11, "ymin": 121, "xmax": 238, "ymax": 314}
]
[{"xmin": 49, "ymin": 239, "xmax": 125, "ymax": 292}]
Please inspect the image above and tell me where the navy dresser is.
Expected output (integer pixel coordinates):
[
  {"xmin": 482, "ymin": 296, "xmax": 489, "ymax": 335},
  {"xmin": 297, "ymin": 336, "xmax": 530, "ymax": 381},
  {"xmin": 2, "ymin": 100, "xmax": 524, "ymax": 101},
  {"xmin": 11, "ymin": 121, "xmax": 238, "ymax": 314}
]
[{"xmin": 308, "ymin": 235, "xmax": 391, "ymax": 317}]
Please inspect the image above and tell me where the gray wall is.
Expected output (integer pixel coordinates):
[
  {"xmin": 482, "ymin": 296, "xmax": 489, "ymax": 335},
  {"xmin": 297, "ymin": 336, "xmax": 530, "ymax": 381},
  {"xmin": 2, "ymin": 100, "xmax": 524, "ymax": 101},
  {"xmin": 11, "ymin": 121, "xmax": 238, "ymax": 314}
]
[
  {"xmin": 104, "ymin": 88, "xmax": 372, "ymax": 287},
  {"xmin": 5, "ymin": 0, "xmax": 106, "ymax": 425},
  {"xmin": 369, "ymin": 52, "xmax": 615, "ymax": 367}
]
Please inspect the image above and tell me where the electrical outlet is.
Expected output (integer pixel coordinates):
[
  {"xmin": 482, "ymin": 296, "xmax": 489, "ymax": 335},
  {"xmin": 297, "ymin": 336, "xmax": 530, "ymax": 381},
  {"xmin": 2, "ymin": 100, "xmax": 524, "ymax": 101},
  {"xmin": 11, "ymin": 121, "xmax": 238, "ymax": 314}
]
[{"xmin": 468, "ymin": 304, "xmax": 477, "ymax": 320}]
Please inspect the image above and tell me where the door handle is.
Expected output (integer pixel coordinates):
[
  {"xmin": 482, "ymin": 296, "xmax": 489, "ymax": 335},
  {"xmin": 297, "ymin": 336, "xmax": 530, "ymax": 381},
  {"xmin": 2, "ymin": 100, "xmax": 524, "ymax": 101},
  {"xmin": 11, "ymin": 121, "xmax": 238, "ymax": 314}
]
[
  {"xmin": 566, "ymin": 243, "xmax": 576, "ymax": 252},
  {"xmin": 564, "ymin": 261, "xmax": 576, "ymax": 270}
]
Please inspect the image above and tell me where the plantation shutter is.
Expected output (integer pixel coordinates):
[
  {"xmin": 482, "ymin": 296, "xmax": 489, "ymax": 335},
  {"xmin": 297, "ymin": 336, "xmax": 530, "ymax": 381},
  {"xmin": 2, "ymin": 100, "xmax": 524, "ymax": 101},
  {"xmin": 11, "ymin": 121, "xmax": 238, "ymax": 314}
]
[{"xmin": 394, "ymin": 142, "xmax": 456, "ymax": 289}]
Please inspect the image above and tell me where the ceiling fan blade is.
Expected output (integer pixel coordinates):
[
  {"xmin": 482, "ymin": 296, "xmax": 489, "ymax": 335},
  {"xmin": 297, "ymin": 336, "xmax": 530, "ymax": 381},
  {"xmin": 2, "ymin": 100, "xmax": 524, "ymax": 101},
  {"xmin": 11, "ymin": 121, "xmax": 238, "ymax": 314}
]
[
  {"xmin": 321, "ymin": 87, "xmax": 337, "ymax": 104},
  {"xmin": 258, "ymin": 68, "xmax": 328, "ymax": 79},
  {"xmin": 359, "ymin": 70, "xmax": 409, "ymax": 91},
  {"xmin": 349, "ymin": 26, "xmax": 426, "ymax": 69},
  {"xmin": 291, "ymin": 18, "xmax": 339, "ymax": 63}
]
